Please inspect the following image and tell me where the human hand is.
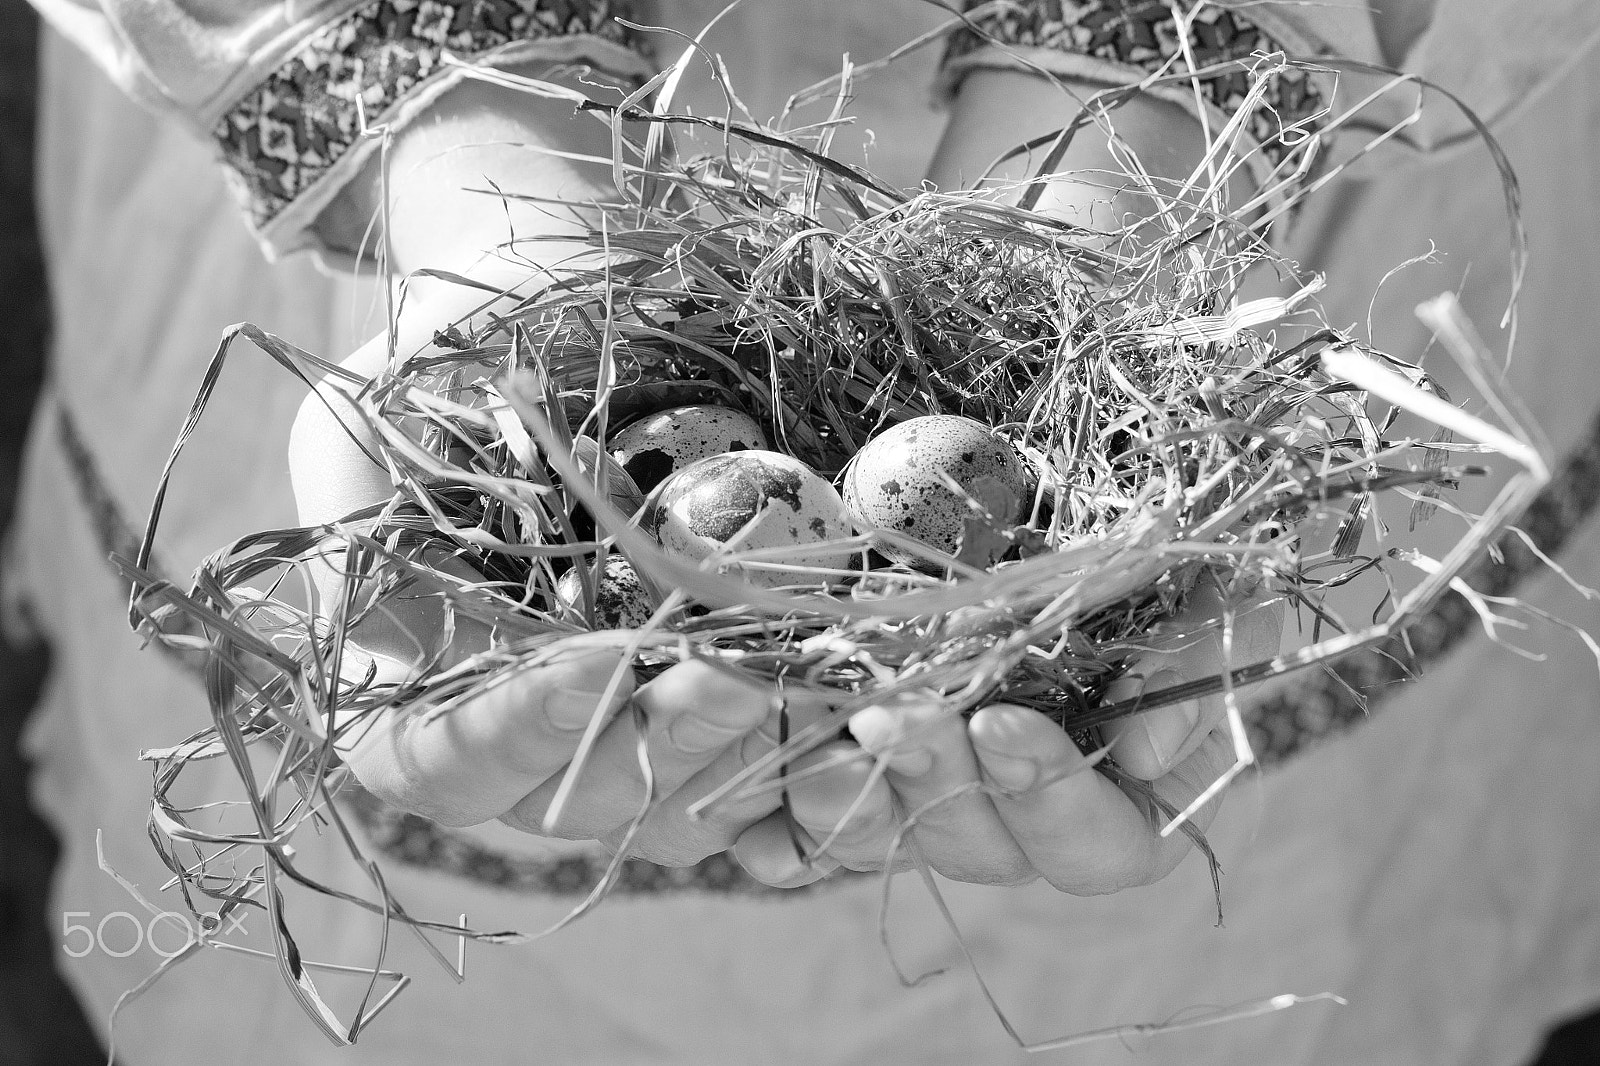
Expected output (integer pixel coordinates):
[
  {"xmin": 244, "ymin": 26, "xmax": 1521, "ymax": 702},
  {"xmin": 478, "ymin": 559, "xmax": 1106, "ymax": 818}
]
[
  {"xmin": 335, "ymin": 632, "xmax": 825, "ymax": 866},
  {"xmin": 732, "ymin": 586, "xmax": 1283, "ymax": 891},
  {"xmin": 288, "ymin": 281, "xmax": 808, "ymax": 868}
]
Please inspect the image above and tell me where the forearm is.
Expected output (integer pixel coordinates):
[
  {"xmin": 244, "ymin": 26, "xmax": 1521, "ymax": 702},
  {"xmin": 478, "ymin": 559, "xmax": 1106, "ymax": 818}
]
[
  {"xmin": 326, "ymin": 70, "xmax": 624, "ymax": 309},
  {"xmin": 293, "ymin": 71, "xmax": 624, "ymax": 528},
  {"xmin": 926, "ymin": 70, "xmax": 1242, "ymax": 225}
]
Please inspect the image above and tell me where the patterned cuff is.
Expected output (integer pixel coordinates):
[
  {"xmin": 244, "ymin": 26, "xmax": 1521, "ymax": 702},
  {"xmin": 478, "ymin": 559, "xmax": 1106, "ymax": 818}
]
[
  {"xmin": 213, "ymin": 0, "xmax": 656, "ymax": 264},
  {"xmin": 941, "ymin": 0, "xmax": 1328, "ymax": 179}
]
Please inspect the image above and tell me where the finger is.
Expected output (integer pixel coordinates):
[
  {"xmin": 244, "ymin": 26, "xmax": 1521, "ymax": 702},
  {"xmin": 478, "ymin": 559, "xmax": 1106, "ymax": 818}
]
[
  {"xmin": 783, "ymin": 740, "xmax": 901, "ymax": 871},
  {"xmin": 1099, "ymin": 665, "xmax": 1204, "ymax": 781},
  {"xmin": 734, "ymin": 811, "xmax": 840, "ymax": 888},
  {"xmin": 1127, "ymin": 727, "xmax": 1238, "ymax": 881},
  {"xmin": 605, "ymin": 692, "xmax": 832, "ymax": 866},
  {"xmin": 1102, "ymin": 591, "xmax": 1283, "ymax": 779},
  {"xmin": 502, "ymin": 658, "xmax": 775, "ymax": 839},
  {"xmin": 333, "ymin": 547, "xmax": 498, "ymax": 670},
  {"xmin": 969, "ymin": 703, "xmax": 1205, "ymax": 894},
  {"xmin": 345, "ymin": 635, "xmax": 635, "ymax": 827},
  {"xmin": 849, "ymin": 695, "xmax": 1034, "ymax": 885}
]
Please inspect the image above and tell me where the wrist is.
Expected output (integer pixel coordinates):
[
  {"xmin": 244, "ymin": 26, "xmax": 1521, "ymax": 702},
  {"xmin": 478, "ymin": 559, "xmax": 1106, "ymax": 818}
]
[{"xmin": 322, "ymin": 67, "xmax": 625, "ymax": 279}]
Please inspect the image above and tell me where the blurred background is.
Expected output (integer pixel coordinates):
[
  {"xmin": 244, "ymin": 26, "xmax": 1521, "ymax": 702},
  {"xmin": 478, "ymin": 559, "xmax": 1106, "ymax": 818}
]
[{"xmin": 0, "ymin": 2, "xmax": 104, "ymax": 1062}]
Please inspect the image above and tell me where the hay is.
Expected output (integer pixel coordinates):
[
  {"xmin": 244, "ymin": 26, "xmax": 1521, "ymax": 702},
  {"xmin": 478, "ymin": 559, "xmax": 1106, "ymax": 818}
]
[{"xmin": 114, "ymin": 37, "xmax": 1550, "ymax": 1051}]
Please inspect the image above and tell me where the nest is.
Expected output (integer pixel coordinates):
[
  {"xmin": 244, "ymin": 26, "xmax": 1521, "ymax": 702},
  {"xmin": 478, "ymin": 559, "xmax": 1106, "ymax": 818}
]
[{"xmin": 116, "ymin": 43, "xmax": 1552, "ymax": 1051}]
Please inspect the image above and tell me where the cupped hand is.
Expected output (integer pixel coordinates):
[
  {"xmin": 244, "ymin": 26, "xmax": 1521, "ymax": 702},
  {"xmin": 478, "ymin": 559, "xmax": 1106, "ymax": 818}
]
[
  {"xmin": 733, "ymin": 585, "xmax": 1283, "ymax": 892},
  {"xmin": 338, "ymin": 634, "xmax": 822, "ymax": 866},
  {"xmin": 291, "ymin": 299, "xmax": 809, "ymax": 868}
]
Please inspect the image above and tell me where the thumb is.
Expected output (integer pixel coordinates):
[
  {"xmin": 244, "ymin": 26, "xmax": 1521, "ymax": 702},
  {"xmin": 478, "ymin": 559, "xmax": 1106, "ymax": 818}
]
[{"xmin": 345, "ymin": 636, "xmax": 636, "ymax": 827}]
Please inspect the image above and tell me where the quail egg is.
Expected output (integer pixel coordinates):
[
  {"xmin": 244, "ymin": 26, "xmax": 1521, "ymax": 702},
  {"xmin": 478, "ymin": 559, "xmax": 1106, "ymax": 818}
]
[
  {"xmin": 654, "ymin": 450, "xmax": 854, "ymax": 589},
  {"xmin": 555, "ymin": 555, "xmax": 657, "ymax": 629},
  {"xmin": 842, "ymin": 414, "xmax": 1029, "ymax": 566},
  {"xmin": 608, "ymin": 405, "xmax": 769, "ymax": 493}
]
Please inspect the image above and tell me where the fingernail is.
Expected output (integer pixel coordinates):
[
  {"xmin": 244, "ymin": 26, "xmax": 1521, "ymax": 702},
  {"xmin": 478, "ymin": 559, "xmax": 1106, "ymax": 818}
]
[
  {"xmin": 1143, "ymin": 704, "xmax": 1201, "ymax": 771},
  {"xmin": 883, "ymin": 748, "xmax": 934, "ymax": 778},
  {"xmin": 667, "ymin": 714, "xmax": 751, "ymax": 754},
  {"xmin": 1101, "ymin": 673, "xmax": 1144, "ymax": 705},
  {"xmin": 1104, "ymin": 667, "xmax": 1179, "ymax": 708},
  {"xmin": 975, "ymin": 748, "xmax": 1039, "ymax": 792},
  {"xmin": 849, "ymin": 704, "xmax": 901, "ymax": 750},
  {"xmin": 545, "ymin": 686, "xmax": 613, "ymax": 731},
  {"xmin": 849, "ymin": 705, "xmax": 933, "ymax": 777}
]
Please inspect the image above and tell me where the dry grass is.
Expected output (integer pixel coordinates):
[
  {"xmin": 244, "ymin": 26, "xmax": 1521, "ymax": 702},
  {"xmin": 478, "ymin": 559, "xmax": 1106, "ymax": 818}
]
[{"xmin": 108, "ymin": 37, "xmax": 1552, "ymax": 1052}]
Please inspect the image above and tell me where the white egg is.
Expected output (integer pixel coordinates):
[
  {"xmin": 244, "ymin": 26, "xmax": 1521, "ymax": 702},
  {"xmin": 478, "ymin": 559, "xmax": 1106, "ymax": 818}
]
[
  {"xmin": 555, "ymin": 556, "xmax": 657, "ymax": 629},
  {"xmin": 842, "ymin": 414, "xmax": 1029, "ymax": 566},
  {"xmin": 608, "ymin": 405, "xmax": 769, "ymax": 492},
  {"xmin": 654, "ymin": 450, "xmax": 855, "ymax": 589}
]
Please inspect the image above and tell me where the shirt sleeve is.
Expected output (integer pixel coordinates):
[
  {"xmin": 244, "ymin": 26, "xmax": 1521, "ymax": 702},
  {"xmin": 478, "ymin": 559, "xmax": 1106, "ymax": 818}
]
[
  {"xmin": 28, "ymin": 0, "xmax": 657, "ymax": 263},
  {"xmin": 937, "ymin": 0, "xmax": 1384, "ymax": 192}
]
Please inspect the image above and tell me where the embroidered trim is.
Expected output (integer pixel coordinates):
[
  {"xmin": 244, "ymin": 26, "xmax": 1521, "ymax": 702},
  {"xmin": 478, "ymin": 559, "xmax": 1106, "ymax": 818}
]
[
  {"xmin": 340, "ymin": 785, "xmax": 848, "ymax": 897},
  {"xmin": 943, "ymin": 0, "xmax": 1325, "ymax": 166},
  {"xmin": 213, "ymin": 0, "xmax": 652, "ymax": 235},
  {"xmin": 56, "ymin": 401, "xmax": 150, "ymax": 577},
  {"xmin": 55, "ymin": 401, "xmax": 208, "ymax": 680}
]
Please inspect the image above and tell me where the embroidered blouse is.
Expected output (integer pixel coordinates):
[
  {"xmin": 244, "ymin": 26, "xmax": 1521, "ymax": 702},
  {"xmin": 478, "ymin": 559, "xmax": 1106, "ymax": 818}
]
[
  {"xmin": 29, "ymin": 0, "xmax": 1386, "ymax": 262},
  {"xmin": 35, "ymin": 0, "xmax": 658, "ymax": 260}
]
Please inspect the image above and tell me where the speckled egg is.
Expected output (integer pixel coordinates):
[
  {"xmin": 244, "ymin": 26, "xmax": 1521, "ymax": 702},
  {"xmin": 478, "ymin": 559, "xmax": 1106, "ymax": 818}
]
[
  {"xmin": 608, "ymin": 405, "xmax": 769, "ymax": 493},
  {"xmin": 842, "ymin": 414, "xmax": 1029, "ymax": 565},
  {"xmin": 555, "ymin": 556, "xmax": 657, "ymax": 629},
  {"xmin": 654, "ymin": 450, "xmax": 855, "ymax": 589}
]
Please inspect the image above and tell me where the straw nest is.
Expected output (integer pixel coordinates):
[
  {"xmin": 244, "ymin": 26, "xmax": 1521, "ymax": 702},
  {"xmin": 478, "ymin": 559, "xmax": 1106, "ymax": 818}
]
[{"xmin": 117, "ymin": 46, "xmax": 1549, "ymax": 1047}]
